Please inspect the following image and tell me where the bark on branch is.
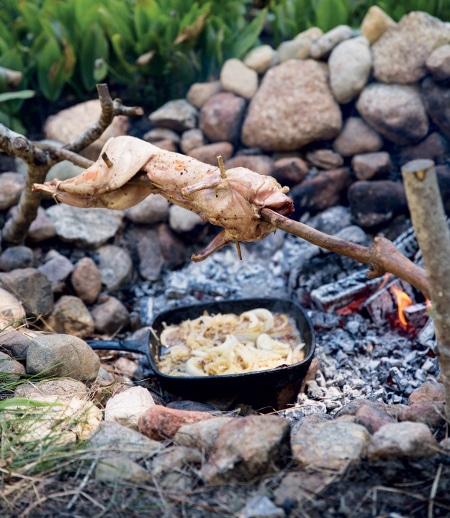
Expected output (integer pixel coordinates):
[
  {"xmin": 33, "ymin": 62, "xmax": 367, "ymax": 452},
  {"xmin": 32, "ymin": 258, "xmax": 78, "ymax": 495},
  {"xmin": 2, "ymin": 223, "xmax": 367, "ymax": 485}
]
[
  {"xmin": 0, "ymin": 84, "xmax": 143, "ymax": 244},
  {"xmin": 401, "ymin": 159, "xmax": 450, "ymax": 417}
]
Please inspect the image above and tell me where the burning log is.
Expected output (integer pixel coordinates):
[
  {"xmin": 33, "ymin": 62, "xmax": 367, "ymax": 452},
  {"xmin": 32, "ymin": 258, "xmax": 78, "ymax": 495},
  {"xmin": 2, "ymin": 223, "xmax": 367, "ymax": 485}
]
[{"xmin": 401, "ymin": 158, "xmax": 450, "ymax": 418}]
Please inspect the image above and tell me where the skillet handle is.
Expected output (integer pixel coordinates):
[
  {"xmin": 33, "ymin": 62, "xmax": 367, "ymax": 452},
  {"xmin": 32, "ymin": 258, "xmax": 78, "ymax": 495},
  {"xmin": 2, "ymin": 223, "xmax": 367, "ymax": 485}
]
[{"xmin": 87, "ymin": 329, "xmax": 151, "ymax": 364}]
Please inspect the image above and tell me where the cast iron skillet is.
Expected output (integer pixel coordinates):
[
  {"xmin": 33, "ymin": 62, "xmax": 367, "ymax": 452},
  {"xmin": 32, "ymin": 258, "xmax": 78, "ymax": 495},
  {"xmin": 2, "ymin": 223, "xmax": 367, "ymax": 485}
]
[{"xmin": 89, "ymin": 298, "xmax": 315, "ymax": 410}]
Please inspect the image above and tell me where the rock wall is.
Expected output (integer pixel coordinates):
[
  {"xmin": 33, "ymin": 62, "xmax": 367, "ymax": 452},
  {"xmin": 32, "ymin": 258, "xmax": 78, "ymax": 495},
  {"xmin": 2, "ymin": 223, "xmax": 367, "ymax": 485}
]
[{"xmin": 146, "ymin": 8, "xmax": 450, "ymax": 230}]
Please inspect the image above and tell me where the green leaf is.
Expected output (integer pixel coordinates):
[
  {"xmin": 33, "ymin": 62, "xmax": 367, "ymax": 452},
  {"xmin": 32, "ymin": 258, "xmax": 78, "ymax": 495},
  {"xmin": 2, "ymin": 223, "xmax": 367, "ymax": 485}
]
[
  {"xmin": 79, "ymin": 23, "xmax": 109, "ymax": 90},
  {"xmin": 313, "ymin": 0, "xmax": 350, "ymax": 31},
  {"xmin": 0, "ymin": 90, "xmax": 35, "ymax": 102},
  {"xmin": 228, "ymin": 7, "xmax": 266, "ymax": 58},
  {"xmin": 0, "ymin": 397, "xmax": 62, "ymax": 411}
]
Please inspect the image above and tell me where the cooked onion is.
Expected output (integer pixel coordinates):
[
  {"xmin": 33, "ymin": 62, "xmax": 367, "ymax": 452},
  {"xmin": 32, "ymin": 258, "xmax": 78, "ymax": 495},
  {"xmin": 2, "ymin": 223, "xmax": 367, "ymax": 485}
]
[{"xmin": 157, "ymin": 308, "xmax": 305, "ymax": 376}]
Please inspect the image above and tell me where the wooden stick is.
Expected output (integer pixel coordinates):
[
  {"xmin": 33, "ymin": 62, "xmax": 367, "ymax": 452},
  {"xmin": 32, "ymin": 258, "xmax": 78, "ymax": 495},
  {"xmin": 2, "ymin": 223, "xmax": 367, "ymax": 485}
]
[
  {"xmin": 260, "ymin": 208, "xmax": 430, "ymax": 299},
  {"xmin": 401, "ymin": 158, "xmax": 450, "ymax": 417}
]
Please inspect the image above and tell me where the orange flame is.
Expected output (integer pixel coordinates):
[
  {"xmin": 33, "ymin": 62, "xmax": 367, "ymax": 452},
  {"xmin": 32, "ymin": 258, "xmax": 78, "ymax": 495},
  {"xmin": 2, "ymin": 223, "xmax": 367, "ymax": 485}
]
[{"xmin": 392, "ymin": 286, "xmax": 412, "ymax": 326}]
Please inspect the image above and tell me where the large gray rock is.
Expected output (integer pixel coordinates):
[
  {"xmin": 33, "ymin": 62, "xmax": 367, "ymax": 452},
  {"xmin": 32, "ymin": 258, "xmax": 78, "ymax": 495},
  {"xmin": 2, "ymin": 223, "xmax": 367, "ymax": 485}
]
[
  {"xmin": 46, "ymin": 205, "xmax": 124, "ymax": 248},
  {"xmin": 26, "ymin": 333, "xmax": 100, "ymax": 382},
  {"xmin": 372, "ymin": 11, "xmax": 450, "ymax": 84},
  {"xmin": 241, "ymin": 59, "xmax": 342, "ymax": 151},
  {"xmin": 356, "ymin": 83, "xmax": 429, "ymax": 144}
]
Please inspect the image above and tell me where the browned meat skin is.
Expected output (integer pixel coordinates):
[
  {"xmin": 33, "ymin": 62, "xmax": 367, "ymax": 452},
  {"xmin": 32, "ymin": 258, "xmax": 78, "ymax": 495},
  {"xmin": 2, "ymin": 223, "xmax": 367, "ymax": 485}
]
[{"xmin": 32, "ymin": 136, "xmax": 294, "ymax": 261}]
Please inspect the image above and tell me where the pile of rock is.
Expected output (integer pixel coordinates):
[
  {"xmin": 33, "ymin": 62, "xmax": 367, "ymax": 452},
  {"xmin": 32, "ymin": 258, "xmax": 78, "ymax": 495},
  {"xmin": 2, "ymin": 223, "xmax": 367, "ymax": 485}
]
[{"xmin": 146, "ymin": 8, "xmax": 450, "ymax": 228}]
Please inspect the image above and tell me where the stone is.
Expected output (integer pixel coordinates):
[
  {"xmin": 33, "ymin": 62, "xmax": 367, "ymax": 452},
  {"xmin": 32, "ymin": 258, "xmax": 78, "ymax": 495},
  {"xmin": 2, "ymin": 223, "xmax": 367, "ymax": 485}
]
[
  {"xmin": 360, "ymin": 5, "xmax": 395, "ymax": 44},
  {"xmin": 372, "ymin": 11, "xmax": 450, "ymax": 84},
  {"xmin": 96, "ymin": 245, "xmax": 133, "ymax": 292},
  {"xmin": 220, "ymin": 58, "xmax": 259, "ymax": 100},
  {"xmin": 306, "ymin": 149, "xmax": 344, "ymax": 170},
  {"xmin": 352, "ymin": 152, "xmax": 392, "ymax": 181},
  {"xmin": 241, "ymin": 495, "xmax": 286, "ymax": 518},
  {"xmin": 333, "ymin": 117, "xmax": 383, "ymax": 156},
  {"xmin": 367, "ymin": 421, "xmax": 438, "ymax": 460},
  {"xmin": 136, "ymin": 231, "xmax": 165, "ymax": 281},
  {"xmin": 289, "ymin": 168, "xmax": 351, "ymax": 219},
  {"xmin": 274, "ymin": 471, "xmax": 334, "ymax": 511},
  {"xmin": 157, "ymin": 224, "xmax": 187, "ymax": 269},
  {"xmin": 0, "ymin": 350, "xmax": 26, "ymax": 378},
  {"xmin": 199, "ymin": 92, "xmax": 247, "ymax": 143},
  {"xmin": 46, "ymin": 295, "xmax": 95, "ymax": 338},
  {"xmin": 87, "ymin": 421, "xmax": 162, "ymax": 460},
  {"xmin": 95, "ymin": 456, "xmax": 152, "ymax": 484},
  {"xmin": 71, "ymin": 257, "xmax": 102, "ymax": 305},
  {"xmin": 291, "ymin": 420, "xmax": 370, "ymax": 470},
  {"xmin": 0, "ymin": 246, "xmax": 34, "ymax": 271},
  {"xmin": 310, "ymin": 25, "xmax": 354, "ymax": 59},
  {"xmin": 408, "ymin": 379, "xmax": 445, "ymax": 403},
  {"xmin": 148, "ymin": 99, "xmax": 198, "ymax": 131},
  {"xmin": 241, "ymin": 60, "xmax": 342, "ymax": 151},
  {"xmin": 0, "ymin": 328, "xmax": 34, "ymax": 357},
  {"xmin": 91, "ymin": 295, "xmax": 130, "ymax": 335},
  {"xmin": 104, "ymin": 386, "xmax": 155, "ymax": 430},
  {"xmin": 15, "ymin": 378, "xmax": 88, "ymax": 399},
  {"xmin": 150, "ymin": 446, "xmax": 202, "ymax": 491},
  {"xmin": 138, "ymin": 405, "xmax": 215, "ymax": 441},
  {"xmin": 278, "ymin": 39, "xmax": 311, "ymax": 61},
  {"xmin": 38, "ymin": 253, "xmax": 74, "ymax": 293},
  {"xmin": 125, "ymin": 193, "xmax": 169, "ymax": 225},
  {"xmin": 44, "ymin": 100, "xmax": 129, "ymax": 160},
  {"xmin": 421, "ymin": 77, "xmax": 450, "ymax": 140},
  {"xmin": 244, "ymin": 44, "xmax": 277, "ymax": 73},
  {"xmin": 201, "ymin": 415, "xmax": 291, "ymax": 485},
  {"xmin": 396, "ymin": 402, "xmax": 445, "ymax": 429},
  {"xmin": 348, "ymin": 180, "xmax": 407, "ymax": 228},
  {"xmin": 400, "ymin": 132, "xmax": 450, "ymax": 165},
  {"xmin": 188, "ymin": 142, "xmax": 234, "ymax": 166},
  {"xmin": 225, "ymin": 155, "xmax": 273, "ymax": 176},
  {"xmin": 329, "ymin": 36, "xmax": 372, "ymax": 104},
  {"xmin": 354, "ymin": 402, "xmax": 395, "ymax": 433},
  {"xmin": 142, "ymin": 127, "xmax": 180, "ymax": 144},
  {"xmin": 0, "ymin": 172, "xmax": 25, "ymax": 210},
  {"xmin": 356, "ymin": 83, "xmax": 429, "ymax": 145},
  {"xmin": 26, "ymin": 333, "xmax": 100, "ymax": 382},
  {"xmin": 26, "ymin": 206, "xmax": 57, "ymax": 242},
  {"xmin": 186, "ymin": 80, "xmax": 222, "ymax": 109},
  {"xmin": 426, "ymin": 43, "xmax": 450, "ymax": 81},
  {"xmin": 0, "ymin": 268, "xmax": 53, "ymax": 317},
  {"xmin": 180, "ymin": 128, "xmax": 206, "ymax": 154},
  {"xmin": 272, "ymin": 156, "xmax": 309, "ymax": 187},
  {"xmin": 45, "ymin": 159, "xmax": 84, "ymax": 183},
  {"xmin": 169, "ymin": 205, "xmax": 204, "ymax": 233},
  {"xmin": 173, "ymin": 416, "xmax": 234, "ymax": 455},
  {"xmin": 152, "ymin": 139, "xmax": 178, "ymax": 152},
  {"xmin": 46, "ymin": 205, "xmax": 124, "ymax": 248}
]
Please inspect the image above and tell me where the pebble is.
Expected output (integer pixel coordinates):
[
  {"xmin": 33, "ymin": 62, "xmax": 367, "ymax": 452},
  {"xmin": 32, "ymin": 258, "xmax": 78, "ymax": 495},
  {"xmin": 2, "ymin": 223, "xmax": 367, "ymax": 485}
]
[
  {"xmin": 188, "ymin": 141, "xmax": 234, "ymax": 165},
  {"xmin": 173, "ymin": 416, "xmax": 234, "ymax": 454},
  {"xmin": 426, "ymin": 43, "xmax": 450, "ymax": 81},
  {"xmin": 149, "ymin": 99, "xmax": 198, "ymax": 131},
  {"xmin": 0, "ymin": 267, "xmax": 53, "ymax": 316},
  {"xmin": 47, "ymin": 295, "xmax": 94, "ymax": 338},
  {"xmin": 0, "ymin": 350, "xmax": 26, "ymax": 378},
  {"xmin": 201, "ymin": 415, "xmax": 291, "ymax": 485},
  {"xmin": 0, "ymin": 245, "xmax": 34, "ymax": 271},
  {"xmin": 244, "ymin": 44, "xmax": 277, "ymax": 73},
  {"xmin": 220, "ymin": 58, "xmax": 259, "ymax": 100},
  {"xmin": 199, "ymin": 92, "xmax": 247, "ymax": 143},
  {"xmin": 150, "ymin": 446, "xmax": 202, "ymax": 491},
  {"xmin": 367, "ymin": 421, "xmax": 439, "ymax": 460},
  {"xmin": 26, "ymin": 333, "xmax": 100, "ymax": 382},
  {"xmin": 96, "ymin": 245, "xmax": 133, "ymax": 292},
  {"xmin": 272, "ymin": 156, "xmax": 309, "ymax": 186},
  {"xmin": 71, "ymin": 257, "xmax": 102, "ymax": 305},
  {"xmin": 104, "ymin": 386, "xmax": 155, "ymax": 430},
  {"xmin": 169, "ymin": 205, "xmax": 205, "ymax": 233},
  {"xmin": 240, "ymin": 495, "xmax": 286, "ymax": 518},
  {"xmin": 306, "ymin": 149, "xmax": 344, "ymax": 170},
  {"xmin": 310, "ymin": 25, "xmax": 354, "ymax": 59},
  {"xmin": 46, "ymin": 205, "xmax": 124, "ymax": 248},
  {"xmin": 91, "ymin": 295, "xmax": 130, "ymax": 335},
  {"xmin": 138, "ymin": 405, "xmax": 215, "ymax": 441},
  {"xmin": 0, "ymin": 287, "xmax": 26, "ymax": 328},
  {"xmin": 38, "ymin": 252, "xmax": 74, "ymax": 292},
  {"xmin": 26, "ymin": 206, "xmax": 57, "ymax": 242},
  {"xmin": 333, "ymin": 116, "xmax": 383, "ymax": 156},
  {"xmin": 15, "ymin": 378, "xmax": 88, "ymax": 399},
  {"xmin": 142, "ymin": 127, "xmax": 180, "ymax": 145},
  {"xmin": 180, "ymin": 128, "xmax": 206, "ymax": 154},
  {"xmin": 329, "ymin": 36, "xmax": 372, "ymax": 103},
  {"xmin": 352, "ymin": 151, "xmax": 392, "ymax": 180},
  {"xmin": 360, "ymin": 5, "xmax": 395, "ymax": 44},
  {"xmin": 0, "ymin": 328, "xmax": 34, "ymax": 357},
  {"xmin": 186, "ymin": 80, "xmax": 222, "ymax": 109},
  {"xmin": 0, "ymin": 172, "xmax": 25, "ymax": 210},
  {"xmin": 408, "ymin": 379, "xmax": 445, "ymax": 403},
  {"xmin": 291, "ymin": 420, "xmax": 370, "ymax": 470},
  {"xmin": 136, "ymin": 230, "xmax": 165, "ymax": 281},
  {"xmin": 225, "ymin": 154, "xmax": 273, "ymax": 176},
  {"xmin": 278, "ymin": 38, "xmax": 311, "ymax": 61},
  {"xmin": 95, "ymin": 456, "xmax": 152, "ymax": 484}
]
